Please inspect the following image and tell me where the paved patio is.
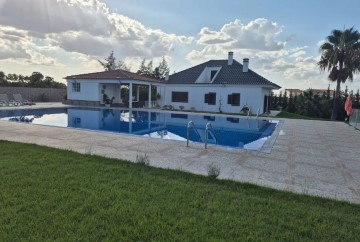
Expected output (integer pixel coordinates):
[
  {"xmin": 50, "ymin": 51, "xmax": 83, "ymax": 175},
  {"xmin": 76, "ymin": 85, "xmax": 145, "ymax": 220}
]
[{"xmin": 0, "ymin": 103, "xmax": 359, "ymax": 203}]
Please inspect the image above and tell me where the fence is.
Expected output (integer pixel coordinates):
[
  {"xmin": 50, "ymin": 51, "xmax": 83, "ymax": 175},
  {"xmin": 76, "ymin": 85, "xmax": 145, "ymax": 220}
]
[
  {"xmin": 349, "ymin": 109, "xmax": 360, "ymax": 130},
  {"xmin": 0, "ymin": 87, "xmax": 66, "ymax": 102}
]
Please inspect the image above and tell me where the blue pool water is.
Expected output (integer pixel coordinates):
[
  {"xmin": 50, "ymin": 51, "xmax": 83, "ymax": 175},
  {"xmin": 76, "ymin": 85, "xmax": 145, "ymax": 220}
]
[{"xmin": 0, "ymin": 107, "xmax": 278, "ymax": 150}]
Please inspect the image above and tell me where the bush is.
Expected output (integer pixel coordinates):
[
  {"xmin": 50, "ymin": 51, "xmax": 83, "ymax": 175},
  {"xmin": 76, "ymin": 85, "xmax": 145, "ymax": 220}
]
[
  {"xmin": 207, "ymin": 163, "xmax": 220, "ymax": 179},
  {"xmin": 136, "ymin": 152, "xmax": 150, "ymax": 165}
]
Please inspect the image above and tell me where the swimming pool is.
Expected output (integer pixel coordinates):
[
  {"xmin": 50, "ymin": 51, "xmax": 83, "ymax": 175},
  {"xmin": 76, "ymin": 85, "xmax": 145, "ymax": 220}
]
[{"xmin": 0, "ymin": 107, "xmax": 278, "ymax": 150}]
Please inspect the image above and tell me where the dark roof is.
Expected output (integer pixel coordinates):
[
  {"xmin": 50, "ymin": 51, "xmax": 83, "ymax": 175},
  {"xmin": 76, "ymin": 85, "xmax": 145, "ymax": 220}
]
[
  {"xmin": 65, "ymin": 69, "xmax": 164, "ymax": 83},
  {"xmin": 167, "ymin": 59, "xmax": 281, "ymax": 89}
]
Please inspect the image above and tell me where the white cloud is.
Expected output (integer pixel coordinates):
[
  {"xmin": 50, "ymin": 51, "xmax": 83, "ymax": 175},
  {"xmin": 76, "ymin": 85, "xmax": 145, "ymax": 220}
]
[
  {"xmin": 0, "ymin": 27, "xmax": 30, "ymax": 60},
  {"xmin": 0, "ymin": 0, "xmax": 193, "ymax": 60},
  {"xmin": 197, "ymin": 19, "xmax": 286, "ymax": 51},
  {"xmin": 0, "ymin": 0, "xmax": 113, "ymax": 36},
  {"xmin": 0, "ymin": 0, "xmax": 339, "ymax": 90}
]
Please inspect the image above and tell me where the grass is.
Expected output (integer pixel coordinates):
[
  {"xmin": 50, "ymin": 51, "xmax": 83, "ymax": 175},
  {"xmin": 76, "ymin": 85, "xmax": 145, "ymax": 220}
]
[
  {"xmin": 1, "ymin": 140, "xmax": 360, "ymax": 240},
  {"xmin": 275, "ymin": 111, "xmax": 330, "ymax": 120}
]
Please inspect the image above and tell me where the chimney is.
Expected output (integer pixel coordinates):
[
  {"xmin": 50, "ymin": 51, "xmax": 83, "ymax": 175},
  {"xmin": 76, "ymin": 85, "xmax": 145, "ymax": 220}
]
[
  {"xmin": 243, "ymin": 58, "xmax": 249, "ymax": 72},
  {"xmin": 228, "ymin": 51, "xmax": 234, "ymax": 65},
  {"xmin": 165, "ymin": 74, "xmax": 169, "ymax": 81}
]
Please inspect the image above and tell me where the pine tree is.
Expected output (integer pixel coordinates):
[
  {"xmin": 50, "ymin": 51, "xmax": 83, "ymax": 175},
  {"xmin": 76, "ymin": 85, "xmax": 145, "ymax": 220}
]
[
  {"xmin": 137, "ymin": 59, "xmax": 147, "ymax": 75},
  {"xmin": 278, "ymin": 91, "xmax": 283, "ymax": 110},
  {"xmin": 287, "ymin": 92, "xmax": 296, "ymax": 113},
  {"xmin": 157, "ymin": 56, "xmax": 170, "ymax": 79},
  {"xmin": 98, "ymin": 51, "xmax": 116, "ymax": 71},
  {"xmin": 118, "ymin": 61, "xmax": 130, "ymax": 71},
  {"xmin": 282, "ymin": 91, "xmax": 288, "ymax": 110},
  {"xmin": 145, "ymin": 60, "xmax": 153, "ymax": 76}
]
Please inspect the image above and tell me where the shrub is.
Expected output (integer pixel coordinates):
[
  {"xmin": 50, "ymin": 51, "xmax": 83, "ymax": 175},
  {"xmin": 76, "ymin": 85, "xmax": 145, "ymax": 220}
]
[
  {"xmin": 207, "ymin": 163, "xmax": 220, "ymax": 179},
  {"xmin": 136, "ymin": 152, "xmax": 150, "ymax": 165}
]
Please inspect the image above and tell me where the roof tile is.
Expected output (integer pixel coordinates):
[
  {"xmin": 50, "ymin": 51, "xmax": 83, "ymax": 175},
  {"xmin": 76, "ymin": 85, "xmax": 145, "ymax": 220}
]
[
  {"xmin": 167, "ymin": 59, "xmax": 281, "ymax": 89},
  {"xmin": 65, "ymin": 69, "xmax": 164, "ymax": 83}
]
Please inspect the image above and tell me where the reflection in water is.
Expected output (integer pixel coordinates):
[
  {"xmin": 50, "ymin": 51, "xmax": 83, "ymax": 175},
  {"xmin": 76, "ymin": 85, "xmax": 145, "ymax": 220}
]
[
  {"xmin": 0, "ymin": 107, "xmax": 278, "ymax": 149},
  {"xmin": 9, "ymin": 115, "xmax": 42, "ymax": 123}
]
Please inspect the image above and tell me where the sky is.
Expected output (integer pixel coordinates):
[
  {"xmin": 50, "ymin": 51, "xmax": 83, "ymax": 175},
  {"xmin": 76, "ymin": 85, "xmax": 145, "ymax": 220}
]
[{"xmin": 1, "ymin": 0, "xmax": 360, "ymax": 92}]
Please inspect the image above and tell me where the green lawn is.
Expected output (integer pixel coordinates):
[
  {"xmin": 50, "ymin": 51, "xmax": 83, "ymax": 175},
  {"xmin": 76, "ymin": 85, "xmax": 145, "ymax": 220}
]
[
  {"xmin": 1, "ymin": 141, "xmax": 359, "ymax": 240},
  {"xmin": 275, "ymin": 111, "xmax": 330, "ymax": 120}
]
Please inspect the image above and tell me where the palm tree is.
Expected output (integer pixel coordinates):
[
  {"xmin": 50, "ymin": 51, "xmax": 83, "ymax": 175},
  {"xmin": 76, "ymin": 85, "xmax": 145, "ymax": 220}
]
[{"xmin": 318, "ymin": 27, "xmax": 360, "ymax": 120}]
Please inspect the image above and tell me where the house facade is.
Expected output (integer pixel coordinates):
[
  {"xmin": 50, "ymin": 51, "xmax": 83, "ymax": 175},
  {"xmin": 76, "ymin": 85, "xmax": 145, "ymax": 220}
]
[
  {"xmin": 162, "ymin": 52, "xmax": 280, "ymax": 114},
  {"xmin": 65, "ymin": 52, "xmax": 280, "ymax": 114}
]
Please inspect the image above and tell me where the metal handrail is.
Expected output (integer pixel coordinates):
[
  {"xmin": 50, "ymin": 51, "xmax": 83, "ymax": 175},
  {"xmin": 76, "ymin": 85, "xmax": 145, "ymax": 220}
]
[
  {"xmin": 205, "ymin": 122, "xmax": 218, "ymax": 149},
  {"xmin": 187, "ymin": 121, "xmax": 202, "ymax": 147}
]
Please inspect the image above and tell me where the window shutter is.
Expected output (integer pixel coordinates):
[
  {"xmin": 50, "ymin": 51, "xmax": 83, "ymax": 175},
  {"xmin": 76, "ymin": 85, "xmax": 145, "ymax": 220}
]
[
  {"xmin": 232, "ymin": 93, "xmax": 240, "ymax": 106},
  {"xmin": 204, "ymin": 93, "xmax": 209, "ymax": 103},
  {"xmin": 227, "ymin": 94, "xmax": 233, "ymax": 104}
]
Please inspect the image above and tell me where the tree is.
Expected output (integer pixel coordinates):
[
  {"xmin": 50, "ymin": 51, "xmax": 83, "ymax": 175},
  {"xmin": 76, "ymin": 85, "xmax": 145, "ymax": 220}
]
[
  {"xmin": 278, "ymin": 91, "xmax": 283, "ymax": 109},
  {"xmin": 287, "ymin": 92, "xmax": 296, "ymax": 113},
  {"xmin": 6, "ymin": 73, "xmax": 18, "ymax": 82},
  {"xmin": 355, "ymin": 89, "xmax": 360, "ymax": 108},
  {"xmin": 318, "ymin": 27, "xmax": 360, "ymax": 120},
  {"xmin": 145, "ymin": 60, "xmax": 153, "ymax": 76},
  {"xmin": 99, "ymin": 51, "xmax": 116, "ymax": 71},
  {"xmin": 137, "ymin": 57, "xmax": 170, "ymax": 79},
  {"xmin": 326, "ymin": 84, "xmax": 331, "ymax": 100},
  {"xmin": 118, "ymin": 61, "xmax": 130, "ymax": 71},
  {"xmin": 29, "ymin": 72, "xmax": 44, "ymax": 87},
  {"xmin": 157, "ymin": 56, "xmax": 170, "ymax": 79},
  {"xmin": 282, "ymin": 90, "xmax": 288, "ymax": 110},
  {"xmin": 0, "ymin": 71, "xmax": 7, "ymax": 84},
  {"xmin": 137, "ymin": 59, "xmax": 147, "ymax": 75}
]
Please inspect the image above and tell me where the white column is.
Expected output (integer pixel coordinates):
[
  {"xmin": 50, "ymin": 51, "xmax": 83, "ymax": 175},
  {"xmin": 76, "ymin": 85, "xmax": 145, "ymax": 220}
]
[
  {"xmin": 136, "ymin": 85, "xmax": 140, "ymax": 101},
  {"xmin": 119, "ymin": 83, "xmax": 122, "ymax": 104},
  {"xmin": 129, "ymin": 111, "xmax": 133, "ymax": 133},
  {"xmin": 148, "ymin": 84, "xmax": 152, "ymax": 108},
  {"xmin": 129, "ymin": 82, "xmax": 132, "ymax": 109}
]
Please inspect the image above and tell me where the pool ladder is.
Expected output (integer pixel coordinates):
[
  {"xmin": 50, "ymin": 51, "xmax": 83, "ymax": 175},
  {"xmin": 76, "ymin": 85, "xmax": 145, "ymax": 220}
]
[
  {"xmin": 205, "ymin": 122, "xmax": 218, "ymax": 149},
  {"xmin": 187, "ymin": 121, "xmax": 218, "ymax": 149}
]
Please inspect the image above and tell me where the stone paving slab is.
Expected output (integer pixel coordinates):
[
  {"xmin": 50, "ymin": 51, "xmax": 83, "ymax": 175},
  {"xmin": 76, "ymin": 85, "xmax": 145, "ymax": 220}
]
[{"xmin": 0, "ymin": 104, "xmax": 360, "ymax": 204}]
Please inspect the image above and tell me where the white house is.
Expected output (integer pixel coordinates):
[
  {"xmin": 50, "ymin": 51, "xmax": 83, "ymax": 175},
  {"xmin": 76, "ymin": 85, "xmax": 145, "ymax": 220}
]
[
  {"xmin": 65, "ymin": 69, "xmax": 164, "ymax": 108},
  {"xmin": 65, "ymin": 52, "xmax": 280, "ymax": 114}
]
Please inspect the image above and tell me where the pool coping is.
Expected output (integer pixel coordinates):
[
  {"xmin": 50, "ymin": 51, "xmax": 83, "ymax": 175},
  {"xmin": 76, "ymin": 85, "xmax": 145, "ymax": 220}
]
[{"xmin": 1, "ymin": 103, "xmax": 359, "ymax": 204}]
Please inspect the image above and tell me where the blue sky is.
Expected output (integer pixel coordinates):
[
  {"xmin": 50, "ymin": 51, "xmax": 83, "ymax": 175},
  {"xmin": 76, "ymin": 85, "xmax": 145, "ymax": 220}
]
[{"xmin": 0, "ymin": 0, "xmax": 360, "ymax": 91}]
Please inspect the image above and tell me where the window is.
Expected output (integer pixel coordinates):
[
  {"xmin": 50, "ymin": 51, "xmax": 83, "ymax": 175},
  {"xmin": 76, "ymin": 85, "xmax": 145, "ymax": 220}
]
[
  {"xmin": 72, "ymin": 82, "xmax": 80, "ymax": 92},
  {"xmin": 227, "ymin": 117, "xmax": 239, "ymax": 123},
  {"xmin": 72, "ymin": 117, "xmax": 81, "ymax": 127},
  {"xmin": 204, "ymin": 92, "xmax": 216, "ymax": 105},
  {"xmin": 227, "ymin": 93, "xmax": 240, "ymax": 106},
  {"xmin": 171, "ymin": 92, "xmax": 188, "ymax": 103},
  {"xmin": 171, "ymin": 113, "xmax": 188, "ymax": 119},
  {"xmin": 204, "ymin": 116, "xmax": 215, "ymax": 121},
  {"xmin": 210, "ymin": 70, "xmax": 217, "ymax": 80}
]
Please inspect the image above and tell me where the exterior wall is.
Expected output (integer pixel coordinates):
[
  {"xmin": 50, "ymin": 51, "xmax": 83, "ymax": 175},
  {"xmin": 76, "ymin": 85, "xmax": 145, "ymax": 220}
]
[
  {"xmin": 67, "ymin": 79, "xmax": 163, "ymax": 106},
  {"xmin": 66, "ymin": 79, "xmax": 273, "ymax": 114},
  {"xmin": 163, "ymin": 84, "xmax": 267, "ymax": 114},
  {"xmin": 67, "ymin": 80, "xmax": 102, "ymax": 102},
  {"xmin": 261, "ymin": 88, "xmax": 272, "ymax": 114},
  {"xmin": 0, "ymin": 86, "xmax": 66, "ymax": 102},
  {"xmin": 67, "ymin": 79, "xmax": 124, "ymax": 104}
]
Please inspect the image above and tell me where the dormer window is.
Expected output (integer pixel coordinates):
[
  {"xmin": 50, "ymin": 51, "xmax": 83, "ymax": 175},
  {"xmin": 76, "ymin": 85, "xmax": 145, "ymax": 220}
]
[
  {"xmin": 195, "ymin": 66, "xmax": 221, "ymax": 83},
  {"xmin": 210, "ymin": 70, "xmax": 217, "ymax": 80}
]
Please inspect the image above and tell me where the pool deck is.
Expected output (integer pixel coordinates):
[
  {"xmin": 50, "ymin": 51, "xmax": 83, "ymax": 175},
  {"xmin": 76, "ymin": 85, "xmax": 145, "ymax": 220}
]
[{"xmin": 1, "ymin": 103, "xmax": 360, "ymax": 204}]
